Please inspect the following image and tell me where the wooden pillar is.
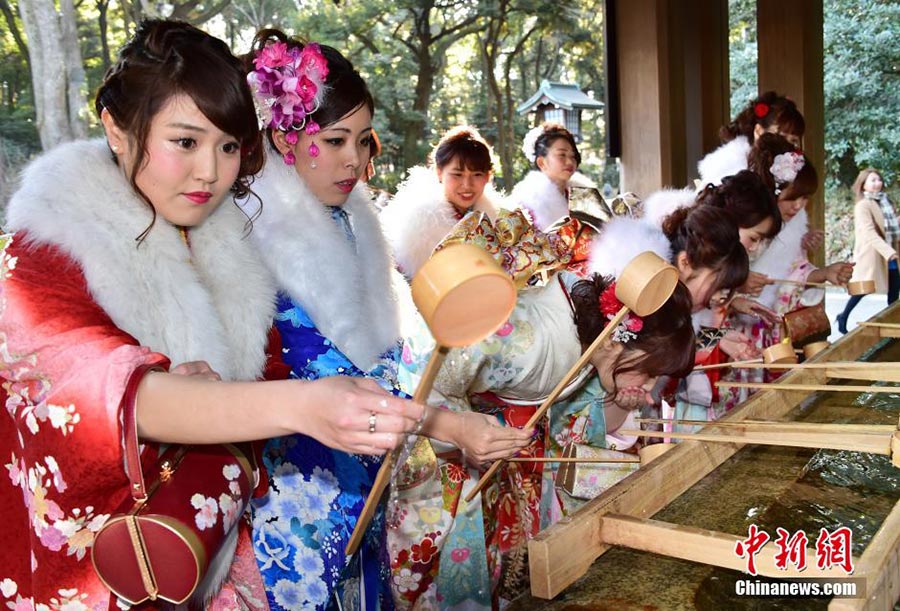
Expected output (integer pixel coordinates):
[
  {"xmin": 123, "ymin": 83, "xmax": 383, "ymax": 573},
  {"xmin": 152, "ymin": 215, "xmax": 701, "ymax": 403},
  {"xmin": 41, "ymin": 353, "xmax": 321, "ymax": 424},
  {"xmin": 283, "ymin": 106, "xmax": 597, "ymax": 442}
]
[
  {"xmin": 614, "ymin": 0, "xmax": 671, "ymax": 197},
  {"xmin": 614, "ymin": 0, "xmax": 729, "ymax": 197},
  {"xmin": 757, "ymin": 0, "xmax": 825, "ymax": 265}
]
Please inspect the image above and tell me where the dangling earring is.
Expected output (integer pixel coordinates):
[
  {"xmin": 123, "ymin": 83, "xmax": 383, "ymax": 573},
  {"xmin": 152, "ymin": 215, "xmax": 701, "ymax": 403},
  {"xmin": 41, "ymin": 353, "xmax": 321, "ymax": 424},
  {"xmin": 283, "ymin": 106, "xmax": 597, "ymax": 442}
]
[
  {"xmin": 282, "ymin": 151, "xmax": 296, "ymax": 165},
  {"xmin": 310, "ymin": 161, "xmax": 318, "ymax": 169},
  {"xmin": 308, "ymin": 142, "xmax": 319, "ymax": 169}
]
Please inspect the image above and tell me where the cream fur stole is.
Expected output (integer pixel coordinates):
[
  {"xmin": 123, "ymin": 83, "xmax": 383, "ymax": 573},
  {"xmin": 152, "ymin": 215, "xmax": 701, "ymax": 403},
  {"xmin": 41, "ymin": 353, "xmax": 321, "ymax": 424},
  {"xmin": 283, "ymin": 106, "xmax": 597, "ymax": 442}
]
[
  {"xmin": 380, "ymin": 165, "xmax": 500, "ymax": 279},
  {"xmin": 589, "ymin": 217, "xmax": 673, "ymax": 279},
  {"xmin": 6, "ymin": 139, "xmax": 276, "ymax": 382},
  {"xmin": 641, "ymin": 187, "xmax": 696, "ymax": 228},
  {"xmin": 509, "ymin": 170, "xmax": 568, "ymax": 231},
  {"xmin": 241, "ymin": 154, "xmax": 401, "ymax": 371},
  {"xmin": 697, "ymin": 136, "xmax": 751, "ymax": 187},
  {"xmin": 753, "ymin": 208, "xmax": 811, "ymax": 309}
]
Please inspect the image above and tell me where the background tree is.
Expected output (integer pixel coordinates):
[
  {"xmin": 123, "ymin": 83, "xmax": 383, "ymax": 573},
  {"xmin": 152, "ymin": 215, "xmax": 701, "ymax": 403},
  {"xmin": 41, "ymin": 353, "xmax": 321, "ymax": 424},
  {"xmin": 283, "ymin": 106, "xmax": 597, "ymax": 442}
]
[{"xmin": 17, "ymin": 0, "xmax": 88, "ymax": 149}]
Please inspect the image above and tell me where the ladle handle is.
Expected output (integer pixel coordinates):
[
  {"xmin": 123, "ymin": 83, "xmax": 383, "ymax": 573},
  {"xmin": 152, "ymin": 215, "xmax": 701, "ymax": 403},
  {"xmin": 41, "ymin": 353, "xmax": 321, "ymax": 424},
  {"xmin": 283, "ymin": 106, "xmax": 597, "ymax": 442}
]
[
  {"xmin": 345, "ymin": 345, "xmax": 449, "ymax": 556},
  {"xmin": 770, "ymin": 278, "xmax": 832, "ymax": 288},
  {"xmin": 714, "ymin": 380, "xmax": 900, "ymax": 394},
  {"xmin": 464, "ymin": 306, "xmax": 630, "ymax": 503}
]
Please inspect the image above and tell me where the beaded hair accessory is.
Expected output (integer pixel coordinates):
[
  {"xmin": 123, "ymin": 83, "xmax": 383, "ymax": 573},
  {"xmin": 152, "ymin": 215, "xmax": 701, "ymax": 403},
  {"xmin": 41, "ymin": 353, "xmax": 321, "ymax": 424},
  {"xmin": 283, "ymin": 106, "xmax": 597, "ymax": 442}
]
[
  {"xmin": 521, "ymin": 125, "xmax": 544, "ymax": 163},
  {"xmin": 754, "ymin": 101, "xmax": 770, "ymax": 118},
  {"xmin": 599, "ymin": 283, "xmax": 643, "ymax": 344},
  {"xmin": 769, "ymin": 150, "xmax": 805, "ymax": 194},
  {"xmin": 247, "ymin": 41, "xmax": 329, "ymax": 165}
]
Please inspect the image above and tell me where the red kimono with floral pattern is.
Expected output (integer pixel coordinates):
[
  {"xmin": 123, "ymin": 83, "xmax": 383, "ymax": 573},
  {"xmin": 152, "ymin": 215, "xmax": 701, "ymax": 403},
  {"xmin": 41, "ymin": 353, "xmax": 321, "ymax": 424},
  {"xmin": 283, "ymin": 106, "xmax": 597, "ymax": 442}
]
[{"xmin": 0, "ymin": 235, "xmax": 265, "ymax": 610}]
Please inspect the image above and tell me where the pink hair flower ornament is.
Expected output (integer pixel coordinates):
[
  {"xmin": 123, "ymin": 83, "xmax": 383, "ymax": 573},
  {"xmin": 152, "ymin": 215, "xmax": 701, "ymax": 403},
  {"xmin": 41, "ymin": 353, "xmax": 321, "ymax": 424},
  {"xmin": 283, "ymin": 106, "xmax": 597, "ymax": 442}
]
[{"xmin": 247, "ymin": 41, "xmax": 329, "ymax": 135}]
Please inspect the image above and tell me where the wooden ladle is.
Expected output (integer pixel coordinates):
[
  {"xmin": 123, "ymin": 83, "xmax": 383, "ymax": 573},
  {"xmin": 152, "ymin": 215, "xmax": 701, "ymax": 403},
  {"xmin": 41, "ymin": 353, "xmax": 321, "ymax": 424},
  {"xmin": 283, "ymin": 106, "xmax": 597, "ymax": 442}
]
[
  {"xmin": 463, "ymin": 251, "xmax": 680, "ymax": 503},
  {"xmin": 345, "ymin": 243, "xmax": 516, "ymax": 556}
]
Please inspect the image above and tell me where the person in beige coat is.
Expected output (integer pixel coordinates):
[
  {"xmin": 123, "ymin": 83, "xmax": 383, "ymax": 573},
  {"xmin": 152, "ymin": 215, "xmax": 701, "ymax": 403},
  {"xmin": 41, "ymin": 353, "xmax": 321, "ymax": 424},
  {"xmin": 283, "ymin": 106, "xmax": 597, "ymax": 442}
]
[{"xmin": 836, "ymin": 168, "xmax": 900, "ymax": 333}]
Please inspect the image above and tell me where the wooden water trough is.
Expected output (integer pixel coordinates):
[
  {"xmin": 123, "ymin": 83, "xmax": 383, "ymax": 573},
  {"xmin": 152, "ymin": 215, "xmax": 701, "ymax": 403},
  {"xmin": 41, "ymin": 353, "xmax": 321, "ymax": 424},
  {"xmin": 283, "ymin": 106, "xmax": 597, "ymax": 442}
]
[{"xmin": 522, "ymin": 302, "xmax": 900, "ymax": 610}]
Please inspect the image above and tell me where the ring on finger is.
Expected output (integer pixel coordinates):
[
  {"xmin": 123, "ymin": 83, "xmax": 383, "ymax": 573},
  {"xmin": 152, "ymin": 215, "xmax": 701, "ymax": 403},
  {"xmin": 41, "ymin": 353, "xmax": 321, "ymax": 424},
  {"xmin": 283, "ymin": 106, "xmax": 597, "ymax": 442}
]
[{"xmin": 368, "ymin": 411, "xmax": 377, "ymax": 434}]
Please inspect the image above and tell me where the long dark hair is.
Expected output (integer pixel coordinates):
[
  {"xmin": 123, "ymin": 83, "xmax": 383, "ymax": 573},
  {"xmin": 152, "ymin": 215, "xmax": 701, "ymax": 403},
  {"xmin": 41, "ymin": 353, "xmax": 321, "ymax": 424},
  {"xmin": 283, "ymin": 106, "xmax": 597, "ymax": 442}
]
[
  {"xmin": 245, "ymin": 29, "xmax": 374, "ymax": 153},
  {"xmin": 571, "ymin": 275, "xmax": 696, "ymax": 382},
  {"xmin": 697, "ymin": 170, "xmax": 781, "ymax": 238},
  {"xmin": 662, "ymin": 204, "xmax": 749, "ymax": 295},
  {"xmin": 720, "ymin": 90, "xmax": 805, "ymax": 144},
  {"xmin": 96, "ymin": 19, "xmax": 263, "ymax": 238}
]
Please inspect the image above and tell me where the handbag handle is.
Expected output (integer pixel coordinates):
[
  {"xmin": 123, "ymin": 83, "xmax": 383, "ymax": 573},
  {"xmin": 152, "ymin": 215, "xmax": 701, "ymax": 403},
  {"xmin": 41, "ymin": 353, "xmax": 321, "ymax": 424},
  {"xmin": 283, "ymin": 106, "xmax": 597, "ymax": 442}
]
[{"xmin": 122, "ymin": 364, "xmax": 164, "ymax": 502}]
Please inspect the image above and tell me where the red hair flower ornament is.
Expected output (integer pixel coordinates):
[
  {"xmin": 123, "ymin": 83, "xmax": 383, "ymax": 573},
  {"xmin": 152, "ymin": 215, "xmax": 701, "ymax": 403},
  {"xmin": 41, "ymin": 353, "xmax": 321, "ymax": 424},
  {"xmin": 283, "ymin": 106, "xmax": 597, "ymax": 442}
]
[
  {"xmin": 753, "ymin": 102, "xmax": 770, "ymax": 119},
  {"xmin": 599, "ymin": 283, "xmax": 643, "ymax": 344}
]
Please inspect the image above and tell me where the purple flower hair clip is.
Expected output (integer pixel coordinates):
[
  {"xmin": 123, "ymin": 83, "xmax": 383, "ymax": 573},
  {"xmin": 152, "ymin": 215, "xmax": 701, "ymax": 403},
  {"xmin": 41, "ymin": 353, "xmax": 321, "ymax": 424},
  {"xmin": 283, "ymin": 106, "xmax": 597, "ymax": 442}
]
[{"xmin": 248, "ymin": 41, "xmax": 330, "ymax": 165}]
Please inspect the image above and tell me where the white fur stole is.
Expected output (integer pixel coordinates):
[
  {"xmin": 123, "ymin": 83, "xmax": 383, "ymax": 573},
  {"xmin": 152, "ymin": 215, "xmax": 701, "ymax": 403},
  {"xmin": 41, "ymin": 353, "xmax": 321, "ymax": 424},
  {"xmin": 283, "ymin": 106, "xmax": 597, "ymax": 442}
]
[
  {"xmin": 6, "ymin": 139, "xmax": 277, "ymax": 381},
  {"xmin": 697, "ymin": 136, "xmax": 751, "ymax": 187},
  {"xmin": 589, "ymin": 217, "xmax": 673, "ymax": 279},
  {"xmin": 241, "ymin": 155, "xmax": 401, "ymax": 371},
  {"xmin": 509, "ymin": 170, "xmax": 568, "ymax": 231},
  {"xmin": 379, "ymin": 165, "xmax": 500, "ymax": 279}
]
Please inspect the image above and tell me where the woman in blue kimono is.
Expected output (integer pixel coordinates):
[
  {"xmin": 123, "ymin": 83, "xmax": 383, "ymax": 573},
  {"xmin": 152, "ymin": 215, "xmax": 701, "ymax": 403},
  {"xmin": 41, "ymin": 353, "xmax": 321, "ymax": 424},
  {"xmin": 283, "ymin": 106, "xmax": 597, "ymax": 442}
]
[
  {"xmin": 240, "ymin": 30, "xmax": 403, "ymax": 610},
  {"xmin": 240, "ymin": 29, "xmax": 531, "ymax": 610}
]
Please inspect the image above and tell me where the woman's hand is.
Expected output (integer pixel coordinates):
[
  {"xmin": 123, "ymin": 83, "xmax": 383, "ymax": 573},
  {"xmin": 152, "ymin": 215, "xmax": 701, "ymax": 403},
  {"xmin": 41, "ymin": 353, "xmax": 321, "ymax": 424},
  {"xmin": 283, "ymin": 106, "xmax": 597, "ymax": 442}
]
[
  {"xmin": 728, "ymin": 296, "xmax": 781, "ymax": 327},
  {"xmin": 170, "ymin": 360, "xmax": 222, "ymax": 381},
  {"xmin": 739, "ymin": 272, "xmax": 772, "ymax": 297},
  {"xmin": 719, "ymin": 330, "xmax": 761, "ymax": 361},
  {"xmin": 449, "ymin": 411, "xmax": 534, "ymax": 468},
  {"xmin": 297, "ymin": 376, "xmax": 425, "ymax": 456},
  {"xmin": 801, "ymin": 229, "xmax": 825, "ymax": 254},
  {"xmin": 611, "ymin": 386, "xmax": 654, "ymax": 411},
  {"xmin": 821, "ymin": 261, "xmax": 854, "ymax": 286}
]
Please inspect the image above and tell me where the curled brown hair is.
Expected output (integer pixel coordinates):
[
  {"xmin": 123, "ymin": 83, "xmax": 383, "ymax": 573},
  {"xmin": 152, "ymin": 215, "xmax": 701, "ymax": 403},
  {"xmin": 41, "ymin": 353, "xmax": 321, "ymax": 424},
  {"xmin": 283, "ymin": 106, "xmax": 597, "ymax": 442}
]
[
  {"xmin": 531, "ymin": 122, "xmax": 581, "ymax": 168},
  {"xmin": 720, "ymin": 91, "xmax": 805, "ymax": 144},
  {"xmin": 747, "ymin": 133, "xmax": 817, "ymax": 199},
  {"xmin": 571, "ymin": 275, "xmax": 696, "ymax": 381},
  {"xmin": 662, "ymin": 204, "xmax": 749, "ymax": 296},
  {"xmin": 431, "ymin": 125, "xmax": 493, "ymax": 173},
  {"xmin": 697, "ymin": 170, "xmax": 781, "ymax": 238},
  {"xmin": 96, "ymin": 19, "xmax": 263, "ymax": 238},
  {"xmin": 244, "ymin": 29, "xmax": 374, "ymax": 153}
]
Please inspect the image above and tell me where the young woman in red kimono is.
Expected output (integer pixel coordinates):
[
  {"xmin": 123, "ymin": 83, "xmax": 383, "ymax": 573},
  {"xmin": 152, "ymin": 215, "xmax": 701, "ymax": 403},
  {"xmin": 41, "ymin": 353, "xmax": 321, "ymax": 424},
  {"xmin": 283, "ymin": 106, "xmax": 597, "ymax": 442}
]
[{"xmin": 0, "ymin": 20, "xmax": 422, "ymax": 610}]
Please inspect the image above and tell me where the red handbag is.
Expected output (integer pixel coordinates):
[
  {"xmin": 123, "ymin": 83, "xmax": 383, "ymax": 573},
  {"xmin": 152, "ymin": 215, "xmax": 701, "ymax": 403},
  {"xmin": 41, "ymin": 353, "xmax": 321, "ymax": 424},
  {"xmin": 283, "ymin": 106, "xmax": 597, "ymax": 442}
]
[{"xmin": 91, "ymin": 371, "xmax": 256, "ymax": 606}]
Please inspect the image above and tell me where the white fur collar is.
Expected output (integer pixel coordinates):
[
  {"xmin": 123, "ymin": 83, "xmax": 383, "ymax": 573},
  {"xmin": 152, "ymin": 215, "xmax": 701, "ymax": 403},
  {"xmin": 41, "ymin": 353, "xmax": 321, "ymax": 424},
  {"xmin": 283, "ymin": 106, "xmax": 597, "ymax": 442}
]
[
  {"xmin": 240, "ymin": 154, "xmax": 400, "ymax": 371},
  {"xmin": 641, "ymin": 187, "xmax": 696, "ymax": 228},
  {"xmin": 6, "ymin": 139, "xmax": 277, "ymax": 381},
  {"xmin": 380, "ymin": 165, "xmax": 500, "ymax": 279},
  {"xmin": 509, "ymin": 170, "xmax": 568, "ymax": 231},
  {"xmin": 588, "ymin": 217, "xmax": 673, "ymax": 279},
  {"xmin": 752, "ymin": 208, "xmax": 809, "ymax": 309},
  {"xmin": 697, "ymin": 136, "xmax": 751, "ymax": 187}
]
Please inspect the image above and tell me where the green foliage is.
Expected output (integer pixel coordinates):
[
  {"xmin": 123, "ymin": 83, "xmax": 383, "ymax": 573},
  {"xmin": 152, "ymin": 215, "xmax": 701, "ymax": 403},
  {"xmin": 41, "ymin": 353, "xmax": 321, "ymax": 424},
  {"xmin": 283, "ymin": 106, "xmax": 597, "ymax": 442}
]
[
  {"xmin": 824, "ymin": 0, "xmax": 900, "ymax": 187},
  {"xmin": 727, "ymin": 0, "xmax": 757, "ymax": 116}
]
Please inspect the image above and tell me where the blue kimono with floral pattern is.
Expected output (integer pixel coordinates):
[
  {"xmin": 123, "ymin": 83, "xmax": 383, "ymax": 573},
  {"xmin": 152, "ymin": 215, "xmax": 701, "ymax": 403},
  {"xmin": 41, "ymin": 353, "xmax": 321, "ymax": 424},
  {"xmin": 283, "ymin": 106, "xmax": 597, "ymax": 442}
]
[{"xmin": 251, "ymin": 294, "xmax": 401, "ymax": 611}]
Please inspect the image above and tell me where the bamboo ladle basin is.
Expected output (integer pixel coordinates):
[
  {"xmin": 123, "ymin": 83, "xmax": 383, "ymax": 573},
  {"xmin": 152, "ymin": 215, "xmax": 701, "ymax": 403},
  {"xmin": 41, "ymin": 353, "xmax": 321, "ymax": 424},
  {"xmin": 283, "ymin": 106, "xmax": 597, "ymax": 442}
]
[
  {"xmin": 697, "ymin": 359, "xmax": 900, "ymax": 382},
  {"xmin": 345, "ymin": 244, "xmax": 516, "ymax": 556},
  {"xmin": 618, "ymin": 419, "xmax": 900, "ymax": 467},
  {"xmin": 464, "ymin": 251, "xmax": 679, "ymax": 503}
]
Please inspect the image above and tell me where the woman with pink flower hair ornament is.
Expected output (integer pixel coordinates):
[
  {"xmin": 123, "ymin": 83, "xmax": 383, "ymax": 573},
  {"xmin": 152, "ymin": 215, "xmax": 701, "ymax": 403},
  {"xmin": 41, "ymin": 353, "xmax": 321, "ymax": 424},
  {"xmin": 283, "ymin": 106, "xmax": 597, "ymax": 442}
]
[
  {"xmin": 388, "ymin": 258, "xmax": 695, "ymax": 608},
  {"xmin": 711, "ymin": 135, "xmax": 854, "ymax": 414},
  {"xmin": 0, "ymin": 20, "xmax": 423, "ymax": 611},
  {"xmin": 237, "ymin": 28, "xmax": 433, "ymax": 610}
]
